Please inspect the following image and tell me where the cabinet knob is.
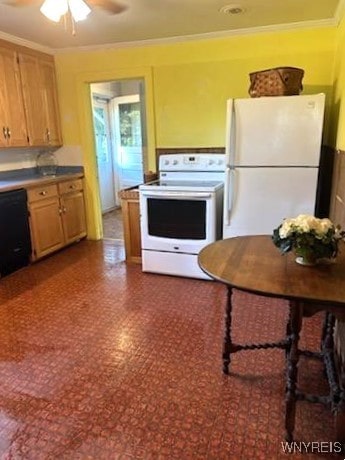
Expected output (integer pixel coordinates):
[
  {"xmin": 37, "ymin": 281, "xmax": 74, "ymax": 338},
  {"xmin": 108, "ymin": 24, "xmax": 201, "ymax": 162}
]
[
  {"xmin": 39, "ymin": 190, "xmax": 47, "ymax": 196},
  {"xmin": 2, "ymin": 127, "xmax": 7, "ymax": 139},
  {"xmin": 69, "ymin": 184, "xmax": 76, "ymax": 189},
  {"xmin": 63, "ymin": 207, "xmax": 67, "ymax": 213},
  {"xmin": 59, "ymin": 208, "xmax": 63, "ymax": 215},
  {"xmin": 6, "ymin": 127, "xmax": 11, "ymax": 139}
]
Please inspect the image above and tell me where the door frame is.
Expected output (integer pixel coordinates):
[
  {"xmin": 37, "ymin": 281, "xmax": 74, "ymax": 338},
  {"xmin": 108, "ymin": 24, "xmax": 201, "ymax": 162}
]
[
  {"xmin": 75, "ymin": 68, "xmax": 156, "ymax": 240},
  {"xmin": 92, "ymin": 96, "xmax": 117, "ymax": 212}
]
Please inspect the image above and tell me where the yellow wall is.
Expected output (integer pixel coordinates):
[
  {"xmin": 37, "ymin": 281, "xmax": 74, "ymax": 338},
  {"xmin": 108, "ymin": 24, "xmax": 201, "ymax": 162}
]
[
  {"xmin": 54, "ymin": 26, "xmax": 336, "ymax": 238},
  {"xmin": 332, "ymin": 14, "xmax": 345, "ymax": 149}
]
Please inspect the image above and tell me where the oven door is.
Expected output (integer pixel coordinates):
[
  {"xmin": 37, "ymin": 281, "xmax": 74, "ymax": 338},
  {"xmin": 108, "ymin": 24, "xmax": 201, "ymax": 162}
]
[{"xmin": 140, "ymin": 189, "xmax": 216, "ymax": 254}]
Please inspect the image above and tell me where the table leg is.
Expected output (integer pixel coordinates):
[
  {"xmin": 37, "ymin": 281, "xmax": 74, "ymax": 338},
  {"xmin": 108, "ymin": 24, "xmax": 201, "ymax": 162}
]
[
  {"xmin": 321, "ymin": 312, "xmax": 331, "ymax": 349},
  {"xmin": 285, "ymin": 306, "xmax": 292, "ymax": 358},
  {"xmin": 335, "ymin": 374, "xmax": 345, "ymax": 443},
  {"xmin": 285, "ymin": 300, "xmax": 303, "ymax": 442},
  {"xmin": 322, "ymin": 313, "xmax": 335, "ymax": 351},
  {"xmin": 222, "ymin": 286, "xmax": 233, "ymax": 375}
]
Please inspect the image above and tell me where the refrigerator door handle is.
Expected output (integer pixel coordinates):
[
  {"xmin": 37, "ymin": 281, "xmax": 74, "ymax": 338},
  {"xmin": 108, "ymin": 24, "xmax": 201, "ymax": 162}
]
[
  {"xmin": 224, "ymin": 167, "xmax": 236, "ymax": 226},
  {"xmin": 225, "ymin": 99, "xmax": 235, "ymax": 167}
]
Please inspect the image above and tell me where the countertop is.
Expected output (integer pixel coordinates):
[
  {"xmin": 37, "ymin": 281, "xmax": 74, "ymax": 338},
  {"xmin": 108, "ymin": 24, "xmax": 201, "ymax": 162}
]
[{"xmin": 0, "ymin": 168, "xmax": 84, "ymax": 193}]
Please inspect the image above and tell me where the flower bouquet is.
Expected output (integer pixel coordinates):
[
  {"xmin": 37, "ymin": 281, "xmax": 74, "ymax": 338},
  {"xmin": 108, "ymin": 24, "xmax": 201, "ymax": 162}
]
[{"xmin": 272, "ymin": 214, "xmax": 345, "ymax": 265}]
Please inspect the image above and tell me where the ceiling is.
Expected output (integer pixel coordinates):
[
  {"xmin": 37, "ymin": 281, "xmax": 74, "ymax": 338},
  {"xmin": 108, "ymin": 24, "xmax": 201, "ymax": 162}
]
[{"xmin": 0, "ymin": 0, "xmax": 343, "ymax": 52}]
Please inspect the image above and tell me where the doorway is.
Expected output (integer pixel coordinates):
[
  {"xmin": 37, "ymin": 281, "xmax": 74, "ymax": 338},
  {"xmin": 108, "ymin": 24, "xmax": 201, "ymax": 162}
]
[
  {"xmin": 90, "ymin": 79, "xmax": 147, "ymax": 240},
  {"xmin": 93, "ymin": 97, "xmax": 116, "ymax": 213},
  {"xmin": 112, "ymin": 94, "xmax": 143, "ymax": 190}
]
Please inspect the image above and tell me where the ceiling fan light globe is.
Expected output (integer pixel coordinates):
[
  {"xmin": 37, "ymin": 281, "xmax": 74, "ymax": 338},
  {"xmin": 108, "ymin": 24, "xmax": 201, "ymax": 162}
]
[
  {"xmin": 40, "ymin": 0, "xmax": 68, "ymax": 22},
  {"xmin": 68, "ymin": 0, "xmax": 91, "ymax": 21}
]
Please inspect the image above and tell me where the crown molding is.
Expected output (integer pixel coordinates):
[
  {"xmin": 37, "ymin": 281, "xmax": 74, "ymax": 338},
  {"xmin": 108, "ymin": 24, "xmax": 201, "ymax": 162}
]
[
  {"xmin": 0, "ymin": 30, "xmax": 53, "ymax": 54},
  {"xmin": 53, "ymin": 18, "xmax": 337, "ymax": 54},
  {"xmin": 0, "ymin": 16, "xmax": 338, "ymax": 55}
]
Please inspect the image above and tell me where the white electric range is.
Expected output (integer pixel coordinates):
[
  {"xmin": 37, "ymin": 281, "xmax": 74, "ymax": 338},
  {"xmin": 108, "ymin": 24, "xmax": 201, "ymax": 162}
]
[{"xmin": 139, "ymin": 153, "xmax": 225, "ymax": 279}]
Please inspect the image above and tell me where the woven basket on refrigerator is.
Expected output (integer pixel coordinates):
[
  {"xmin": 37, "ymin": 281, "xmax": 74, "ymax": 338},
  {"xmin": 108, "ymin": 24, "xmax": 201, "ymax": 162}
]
[{"xmin": 248, "ymin": 67, "xmax": 304, "ymax": 97}]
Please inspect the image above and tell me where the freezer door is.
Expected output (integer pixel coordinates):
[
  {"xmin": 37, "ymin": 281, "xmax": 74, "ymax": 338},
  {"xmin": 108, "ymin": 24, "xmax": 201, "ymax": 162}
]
[
  {"xmin": 223, "ymin": 167, "xmax": 319, "ymax": 238},
  {"xmin": 230, "ymin": 94, "xmax": 325, "ymax": 167}
]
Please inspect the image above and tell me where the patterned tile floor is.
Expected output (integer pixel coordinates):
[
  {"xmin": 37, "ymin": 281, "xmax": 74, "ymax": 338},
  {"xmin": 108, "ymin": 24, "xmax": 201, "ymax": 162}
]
[
  {"xmin": 102, "ymin": 209, "xmax": 124, "ymax": 240},
  {"xmin": 0, "ymin": 240, "xmax": 342, "ymax": 459}
]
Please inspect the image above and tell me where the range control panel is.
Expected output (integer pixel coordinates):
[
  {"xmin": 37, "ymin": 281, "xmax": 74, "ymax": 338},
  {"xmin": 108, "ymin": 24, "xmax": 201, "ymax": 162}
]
[{"xmin": 159, "ymin": 153, "xmax": 225, "ymax": 172}]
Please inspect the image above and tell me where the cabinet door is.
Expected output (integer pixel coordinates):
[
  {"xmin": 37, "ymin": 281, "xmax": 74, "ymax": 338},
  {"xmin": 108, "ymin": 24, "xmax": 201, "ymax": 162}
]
[
  {"xmin": 39, "ymin": 59, "xmax": 62, "ymax": 146},
  {"xmin": 0, "ymin": 47, "xmax": 28, "ymax": 147},
  {"xmin": 60, "ymin": 191, "xmax": 87, "ymax": 244},
  {"xmin": 19, "ymin": 53, "xmax": 62, "ymax": 147},
  {"xmin": 0, "ymin": 49, "xmax": 8, "ymax": 147},
  {"xmin": 18, "ymin": 53, "xmax": 47, "ymax": 146},
  {"xmin": 121, "ymin": 197, "xmax": 141, "ymax": 263},
  {"xmin": 29, "ymin": 196, "xmax": 65, "ymax": 260}
]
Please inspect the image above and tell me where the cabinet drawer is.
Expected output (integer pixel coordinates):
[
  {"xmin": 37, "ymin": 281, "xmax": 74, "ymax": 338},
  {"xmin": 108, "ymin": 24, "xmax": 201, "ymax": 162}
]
[
  {"xmin": 27, "ymin": 183, "xmax": 58, "ymax": 202},
  {"xmin": 58, "ymin": 179, "xmax": 83, "ymax": 195}
]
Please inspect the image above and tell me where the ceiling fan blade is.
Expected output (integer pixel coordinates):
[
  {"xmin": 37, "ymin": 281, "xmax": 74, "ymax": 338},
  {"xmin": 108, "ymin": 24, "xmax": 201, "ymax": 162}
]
[
  {"xmin": 5, "ymin": 0, "xmax": 40, "ymax": 6},
  {"xmin": 87, "ymin": 0, "xmax": 127, "ymax": 14}
]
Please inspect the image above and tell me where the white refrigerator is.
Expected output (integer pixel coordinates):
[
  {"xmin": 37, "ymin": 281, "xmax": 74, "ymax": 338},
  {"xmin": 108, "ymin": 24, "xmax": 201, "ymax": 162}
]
[{"xmin": 223, "ymin": 93, "xmax": 326, "ymax": 239}]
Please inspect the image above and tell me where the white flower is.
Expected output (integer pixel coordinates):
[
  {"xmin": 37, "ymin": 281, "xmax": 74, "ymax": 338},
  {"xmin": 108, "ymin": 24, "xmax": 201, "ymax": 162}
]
[
  {"xmin": 335, "ymin": 227, "xmax": 344, "ymax": 239},
  {"xmin": 279, "ymin": 219, "xmax": 293, "ymax": 238},
  {"xmin": 294, "ymin": 214, "xmax": 317, "ymax": 233},
  {"xmin": 273, "ymin": 213, "xmax": 344, "ymax": 259},
  {"xmin": 279, "ymin": 215, "xmax": 335, "ymax": 239},
  {"xmin": 316, "ymin": 218, "xmax": 333, "ymax": 235}
]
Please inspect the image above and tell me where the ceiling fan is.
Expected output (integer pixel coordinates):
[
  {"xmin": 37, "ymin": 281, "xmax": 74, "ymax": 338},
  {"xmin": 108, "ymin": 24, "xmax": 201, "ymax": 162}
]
[
  {"xmin": 7, "ymin": 0, "xmax": 127, "ymax": 36},
  {"xmin": 7, "ymin": 0, "xmax": 127, "ymax": 20}
]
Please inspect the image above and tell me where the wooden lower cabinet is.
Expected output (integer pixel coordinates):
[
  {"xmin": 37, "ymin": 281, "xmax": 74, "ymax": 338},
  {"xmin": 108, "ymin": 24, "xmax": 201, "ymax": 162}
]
[
  {"xmin": 29, "ymin": 195, "xmax": 65, "ymax": 259},
  {"xmin": 60, "ymin": 190, "xmax": 86, "ymax": 244},
  {"xmin": 58, "ymin": 178, "xmax": 86, "ymax": 245},
  {"xmin": 119, "ymin": 188, "xmax": 141, "ymax": 263},
  {"xmin": 28, "ymin": 178, "xmax": 87, "ymax": 261}
]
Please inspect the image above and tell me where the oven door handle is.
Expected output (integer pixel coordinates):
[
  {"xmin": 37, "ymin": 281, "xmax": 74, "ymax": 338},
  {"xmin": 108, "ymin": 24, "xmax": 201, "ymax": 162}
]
[{"xmin": 140, "ymin": 191, "xmax": 213, "ymax": 199}]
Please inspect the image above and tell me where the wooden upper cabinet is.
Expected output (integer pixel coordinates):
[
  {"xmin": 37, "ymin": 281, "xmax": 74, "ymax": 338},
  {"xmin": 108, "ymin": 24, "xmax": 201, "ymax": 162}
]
[
  {"xmin": 18, "ymin": 52, "xmax": 62, "ymax": 147},
  {"xmin": 0, "ymin": 46, "xmax": 28, "ymax": 147},
  {"xmin": 0, "ymin": 49, "xmax": 7, "ymax": 148},
  {"xmin": 0, "ymin": 40, "xmax": 62, "ymax": 150},
  {"xmin": 18, "ymin": 53, "xmax": 47, "ymax": 146},
  {"xmin": 39, "ymin": 59, "xmax": 62, "ymax": 146}
]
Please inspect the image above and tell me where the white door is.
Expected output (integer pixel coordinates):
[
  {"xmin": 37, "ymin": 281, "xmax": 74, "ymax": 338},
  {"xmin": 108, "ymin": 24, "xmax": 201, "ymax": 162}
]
[
  {"xmin": 92, "ymin": 99, "xmax": 116, "ymax": 213},
  {"xmin": 223, "ymin": 166, "xmax": 319, "ymax": 238},
  {"xmin": 111, "ymin": 95, "xmax": 143, "ymax": 191},
  {"xmin": 229, "ymin": 94, "xmax": 325, "ymax": 167}
]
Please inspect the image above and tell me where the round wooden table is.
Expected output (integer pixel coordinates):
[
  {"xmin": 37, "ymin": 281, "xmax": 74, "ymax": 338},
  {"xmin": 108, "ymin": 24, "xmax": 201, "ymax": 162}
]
[{"xmin": 198, "ymin": 235, "xmax": 345, "ymax": 442}]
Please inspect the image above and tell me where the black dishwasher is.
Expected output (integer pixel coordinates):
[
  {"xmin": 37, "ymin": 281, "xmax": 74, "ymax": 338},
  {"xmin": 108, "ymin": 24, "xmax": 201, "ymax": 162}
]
[{"xmin": 0, "ymin": 189, "xmax": 32, "ymax": 277}]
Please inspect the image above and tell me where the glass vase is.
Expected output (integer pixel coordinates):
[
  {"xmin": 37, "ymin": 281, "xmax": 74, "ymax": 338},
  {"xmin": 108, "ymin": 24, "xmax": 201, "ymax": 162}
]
[{"xmin": 294, "ymin": 248, "xmax": 317, "ymax": 266}]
